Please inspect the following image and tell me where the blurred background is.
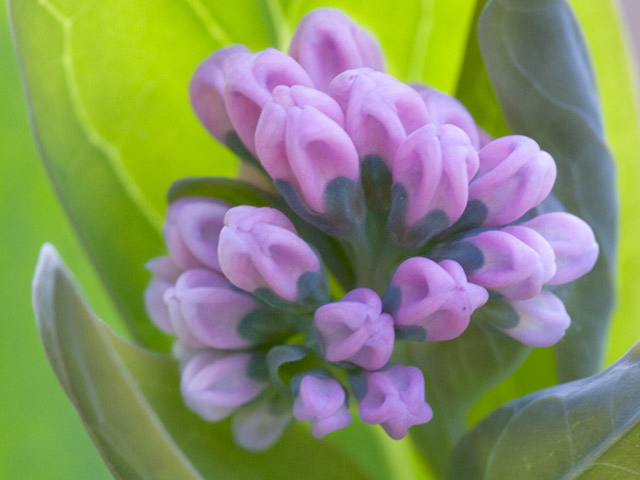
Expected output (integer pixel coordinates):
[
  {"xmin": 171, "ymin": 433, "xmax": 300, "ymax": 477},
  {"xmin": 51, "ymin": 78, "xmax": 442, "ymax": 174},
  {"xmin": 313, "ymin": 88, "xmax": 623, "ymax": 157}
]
[{"xmin": 1, "ymin": 2, "xmax": 639, "ymax": 478}]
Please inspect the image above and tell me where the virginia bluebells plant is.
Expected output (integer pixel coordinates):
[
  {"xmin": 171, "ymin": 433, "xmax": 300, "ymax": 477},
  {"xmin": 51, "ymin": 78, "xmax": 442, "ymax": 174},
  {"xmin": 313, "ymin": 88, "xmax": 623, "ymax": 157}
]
[{"xmin": 145, "ymin": 8, "xmax": 599, "ymax": 450}]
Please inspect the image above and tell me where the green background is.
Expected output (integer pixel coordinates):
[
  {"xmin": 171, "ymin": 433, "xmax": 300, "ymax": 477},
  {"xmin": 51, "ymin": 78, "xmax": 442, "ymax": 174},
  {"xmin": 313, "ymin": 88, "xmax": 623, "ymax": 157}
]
[{"xmin": 1, "ymin": 1, "xmax": 639, "ymax": 478}]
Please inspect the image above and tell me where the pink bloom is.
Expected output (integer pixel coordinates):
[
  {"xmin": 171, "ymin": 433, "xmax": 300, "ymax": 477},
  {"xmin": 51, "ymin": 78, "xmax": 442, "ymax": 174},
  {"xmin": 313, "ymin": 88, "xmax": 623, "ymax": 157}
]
[
  {"xmin": 392, "ymin": 123, "xmax": 478, "ymax": 228},
  {"xmin": 522, "ymin": 212, "xmax": 598, "ymax": 285},
  {"xmin": 164, "ymin": 197, "xmax": 229, "ymax": 272},
  {"xmin": 314, "ymin": 288, "xmax": 394, "ymax": 370},
  {"xmin": 255, "ymin": 87, "xmax": 359, "ymax": 214},
  {"xmin": 180, "ymin": 350, "xmax": 266, "ymax": 421},
  {"xmin": 389, "ymin": 257, "xmax": 488, "ymax": 341},
  {"xmin": 330, "ymin": 68, "xmax": 429, "ymax": 166},
  {"xmin": 502, "ymin": 290, "xmax": 571, "ymax": 347},
  {"xmin": 359, "ymin": 365, "xmax": 433, "ymax": 440},
  {"xmin": 412, "ymin": 84, "xmax": 481, "ymax": 149},
  {"xmin": 189, "ymin": 45, "xmax": 250, "ymax": 143},
  {"xmin": 218, "ymin": 206, "xmax": 321, "ymax": 302},
  {"xmin": 293, "ymin": 374, "xmax": 351, "ymax": 438},
  {"xmin": 163, "ymin": 269, "xmax": 259, "ymax": 349},
  {"xmin": 468, "ymin": 135, "xmax": 556, "ymax": 227},
  {"xmin": 289, "ymin": 8, "xmax": 385, "ymax": 92},
  {"xmin": 144, "ymin": 256, "xmax": 181, "ymax": 334},
  {"xmin": 223, "ymin": 48, "xmax": 314, "ymax": 154}
]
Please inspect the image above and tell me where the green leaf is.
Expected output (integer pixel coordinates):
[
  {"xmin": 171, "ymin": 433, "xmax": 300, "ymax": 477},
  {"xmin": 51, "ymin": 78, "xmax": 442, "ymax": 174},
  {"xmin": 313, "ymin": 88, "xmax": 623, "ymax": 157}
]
[
  {"xmin": 168, "ymin": 177, "xmax": 281, "ymax": 208},
  {"xmin": 401, "ymin": 322, "xmax": 530, "ymax": 477},
  {"xmin": 478, "ymin": 0, "xmax": 617, "ymax": 381},
  {"xmin": 568, "ymin": 1, "xmax": 640, "ymax": 366},
  {"xmin": 32, "ymin": 243, "xmax": 373, "ymax": 480},
  {"xmin": 451, "ymin": 340, "xmax": 640, "ymax": 479}
]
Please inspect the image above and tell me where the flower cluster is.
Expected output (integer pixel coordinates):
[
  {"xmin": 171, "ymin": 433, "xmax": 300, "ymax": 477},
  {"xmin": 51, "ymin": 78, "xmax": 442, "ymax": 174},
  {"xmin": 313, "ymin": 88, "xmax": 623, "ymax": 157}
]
[{"xmin": 145, "ymin": 8, "xmax": 599, "ymax": 450}]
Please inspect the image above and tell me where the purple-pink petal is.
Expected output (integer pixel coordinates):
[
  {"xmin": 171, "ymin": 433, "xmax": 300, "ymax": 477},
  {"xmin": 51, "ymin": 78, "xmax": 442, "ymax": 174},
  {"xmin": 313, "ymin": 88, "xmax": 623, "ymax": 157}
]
[
  {"xmin": 256, "ymin": 98, "xmax": 359, "ymax": 214},
  {"xmin": 144, "ymin": 256, "xmax": 182, "ymax": 334},
  {"xmin": 293, "ymin": 375, "xmax": 351, "ymax": 438},
  {"xmin": 163, "ymin": 269, "xmax": 259, "ymax": 349},
  {"xmin": 314, "ymin": 288, "xmax": 394, "ymax": 370},
  {"xmin": 223, "ymin": 48, "xmax": 314, "ymax": 154},
  {"xmin": 189, "ymin": 44, "xmax": 250, "ymax": 143},
  {"xmin": 289, "ymin": 8, "xmax": 385, "ymax": 92},
  {"xmin": 469, "ymin": 135, "xmax": 556, "ymax": 227},
  {"xmin": 412, "ymin": 84, "xmax": 481, "ymax": 149},
  {"xmin": 359, "ymin": 365, "xmax": 433, "ymax": 439},
  {"xmin": 180, "ymin": 350, "xmax": 266, "ymax": 421},
  {"xmin": 330, "ymin": 68, "xmax": 429, "ymax": 165},
  {"xmin": 218, "ymin": 206, "xmax": 321, "ymax": 302},
  {"xmin": 522, "ymin": 212, "xmax": 598, "ymax": 285},
  {"xmin": 164, "ymin": 197, "xmax": 229, "ymax": 272},
  {"xmin": 464, "ymin": 229, "xmax": 549, "ymax": 300},
  {"xmin": 390, "ymin": 257, "xmax": 488, "ymax": 341},
  {"xmin": 392, "ymin": 123, "xmax": 478, "ymax": 227},
  {"xmin": 502, "ymin": 290, "xmax": 571, "ymax": 347}
]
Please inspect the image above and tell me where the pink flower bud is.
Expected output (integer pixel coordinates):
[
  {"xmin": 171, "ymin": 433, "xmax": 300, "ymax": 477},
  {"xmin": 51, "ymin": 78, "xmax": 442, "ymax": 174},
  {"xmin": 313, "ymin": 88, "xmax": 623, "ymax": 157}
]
[
  {"xmin": 293, "ymin": 374, "xmax": 351, "ymax": 438},
  {"xmin": 392, "ymin": 123, "xmax": 478, "ymax": 228},
  {"xmin": 289, "ymin": 8, "xmax": 385, "ymax": 92},
  {"xmin": 144, "ymin": 256, "xmax": 182, "ymax": 334},
  {"xmin": 462, "ymin": 228, "xmax": 554, "ymax": 300},
  {"xmin": 164, "ymin": 197, "xmax": 229, "ymax": 272},
  {"xmin": 329, "ymin": 68, "xmax": 429, "ymax": 166},
  {"xmin": 218, "ymin": 206, "xmax": 321, "ymax": 302},
  {"xmin": 522, "ymin": 212, "xmax": 598, "ymax": 285},
  {"xmin": 358, "ymin": 365, "xmax": 433, "ymax": 440},
  {"xmin": 388, "ymin": 258, "xmax": 488, "ymax": 341},
  {"xmin": 412, "ymin": 84, "xmax": 481, "ymax": 149},
  {"xmin": 502, "ymin": 290, "xmax": 571, "ymax": 347},
  {"xmin": 189, "ymin": 45, "xmax": 250, "ymax": 143},
  {"xmin": 231, "ymin": 395, "xmax": 293, "ymax": 451},
  {"xmin": 314, "ymin": 288, "xmax": 394, "ymax": 370},
  {"xmin": 180, "ymin": 350, "xmax": 266, "ymax": 422},
  {"xmin": 255, "ymin": 88, "xmax": 358, "ymax": 214},
  {"xmin": 223, "ymin": 49, "xmax": 314, "ymax": 154},
  {"xmin": 163, "ymin": 269, "xmax": 260, "ymax": 349},
  {"xmin": 468, "ymin": 135, "xmax": 557, "ymax": 227}
]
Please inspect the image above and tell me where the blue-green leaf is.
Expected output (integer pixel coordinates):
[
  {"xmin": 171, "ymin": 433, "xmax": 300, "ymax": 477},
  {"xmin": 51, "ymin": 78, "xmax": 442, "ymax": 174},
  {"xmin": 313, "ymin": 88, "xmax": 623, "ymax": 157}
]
[
  {"xmin": 451, "ymin": 339, "xmax": 640, "ymax": 479},
  {"xmin": 402, "ymin": 322, "xmax": 530, "ymax": 477},
  {"xmin": 32, "ymin": 244, "xmax": 373, "ymax": 480},
  {"xmin": 478, "ymin": 0, "xmax": 617, "ymax": 381}
]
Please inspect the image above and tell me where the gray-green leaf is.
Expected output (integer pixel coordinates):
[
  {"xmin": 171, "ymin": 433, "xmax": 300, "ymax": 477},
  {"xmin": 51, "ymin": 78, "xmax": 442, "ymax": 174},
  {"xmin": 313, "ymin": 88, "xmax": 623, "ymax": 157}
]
[
  {"xmin": 32, "ymin": 243, "xmax": 372, "ymax": 480},
  {"xmin": 478, "ymin": 0, "xmax": 617, "ymax": 381},
  {"xmin": 451, "ymin": 339, "xmax": 640, "ymax": 479}
]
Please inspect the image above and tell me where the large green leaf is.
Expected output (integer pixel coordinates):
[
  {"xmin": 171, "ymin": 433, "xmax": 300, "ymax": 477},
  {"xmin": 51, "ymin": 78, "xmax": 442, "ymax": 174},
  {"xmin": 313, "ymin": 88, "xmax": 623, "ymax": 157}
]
[
  {"xmin": 478, "ymin": 0, "xmax": 617, "ymax": 381},
  {"xmin": 451, "ymin": 340, "xmax": 640, "ymax": 479},
  {"xmin": 568, "ymin": 2, "xmax": 640, "ymax": 366},
  {"xmin": 32, "ymin": 244, "xmax": 375, "ymax": 480},
  {"xmin": 457, "ymin": 0, "xmax": 640, "ymax": 427},
  {"xmin": 403, "ymin": 322, "xmax": 529, "ymax": 477}
]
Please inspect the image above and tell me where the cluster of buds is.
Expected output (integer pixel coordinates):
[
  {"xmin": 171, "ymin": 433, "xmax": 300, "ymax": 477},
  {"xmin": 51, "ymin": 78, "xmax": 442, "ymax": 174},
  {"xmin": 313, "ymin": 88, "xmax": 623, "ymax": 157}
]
[{"xmin": 145, "ymin": 8, "xmax": 599, "ymax": 450}]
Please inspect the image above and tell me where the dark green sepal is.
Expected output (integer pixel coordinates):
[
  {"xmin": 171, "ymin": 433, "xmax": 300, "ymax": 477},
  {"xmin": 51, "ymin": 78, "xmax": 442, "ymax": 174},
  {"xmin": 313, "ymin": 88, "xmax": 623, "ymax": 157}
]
[
  {"xmin": 361, "ymin": 155, "xmax": 393, "ymax": 214},
  {"xmin": 395, "ymin": 325, "xmax": 427, "ymax": 341},
  {"xmin": 237, "ymin": 309, "xmax": 299, "ymax": 344},
  {"xmin": 274, "ymin": 177, "xmax": 366, "ymax": 237},
  {"xmin": 224, "ymin": 130, "xmax": 264, "ymax": 171},
  {"xmin": 472, "ymin": 295, "xmax": 520, "ymax": 330},
  {"xmin": 347, "ymin": 370, "xmax": 368, "ymax": 401},
  {"xmin": 167, "ymin": 176, "xmax": 279, "ymax": 207},
  {"xmin": 387, "ymin": 183, "xmax": 451, "ymax": 249},
  {"xmin": 429, "ymin": 240, "xmax": 484, "ymax": 274},
  {"xmin": 297, "ymin": 270, "xmax": 330, "ymax": 310},
  {"xmin": 246, "ymin": 351, "xmax": 269, "ymax": 383},
  {"xmin": 266, "ymin": 344, "xmax": 308, "ymax": 393},
  {"xmin": 381, "ymin": 284, "xmax": 401, "ymax": 315}
]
